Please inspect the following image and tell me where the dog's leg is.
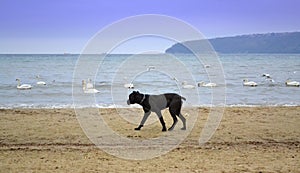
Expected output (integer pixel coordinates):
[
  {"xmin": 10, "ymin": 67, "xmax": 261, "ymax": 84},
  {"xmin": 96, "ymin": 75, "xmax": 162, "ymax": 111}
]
[
  {"xmin": 178, "ymin": 113, "xmax": 186, "ymax": 130},
  {"xmin": 135, "ymin": 111, "xmax": 151, "ymax": 130},
  {"xmin": 155, "ymin": 111, "xmax": 167, "ymax": 131},
  {"xmin": 168, "ymin": 110, "xmax": 178, "ymax": 131},
  {"xmin": 170, "ymin": 99, "xmax": 186, "ymax": 130}
]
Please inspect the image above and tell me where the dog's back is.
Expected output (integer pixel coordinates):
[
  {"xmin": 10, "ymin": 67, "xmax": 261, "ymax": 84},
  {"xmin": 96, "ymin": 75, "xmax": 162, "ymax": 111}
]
[
  {"xmin": 164, "ymin": 93, "xmax": 186, "ymax": 103},
  {"xmin": 146, "ymin": 93, "xmax": 185, "ymax": 111}
]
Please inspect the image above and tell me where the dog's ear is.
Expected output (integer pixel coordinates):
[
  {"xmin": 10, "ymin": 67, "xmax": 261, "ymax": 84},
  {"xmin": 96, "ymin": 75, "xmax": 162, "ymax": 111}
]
[
  {"xmin": 133, "ymin": 91, "xmax": 137, "ymax": 94},
  {"xmin": 136, "ymin": 91, "xmax": 140, "ymax": 94}
]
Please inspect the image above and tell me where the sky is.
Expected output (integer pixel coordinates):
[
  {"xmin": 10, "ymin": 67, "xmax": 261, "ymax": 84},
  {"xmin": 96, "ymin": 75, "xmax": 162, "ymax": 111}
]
[{"xmin": 0, "ymin": 0, "xmax": 299, "ymax": 54}]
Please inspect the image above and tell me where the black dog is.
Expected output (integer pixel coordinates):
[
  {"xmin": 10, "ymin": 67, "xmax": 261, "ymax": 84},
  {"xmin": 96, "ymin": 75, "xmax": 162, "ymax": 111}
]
[{"xmin": 127, "ymin": 91, "xmax": 186, "ymax": 131}]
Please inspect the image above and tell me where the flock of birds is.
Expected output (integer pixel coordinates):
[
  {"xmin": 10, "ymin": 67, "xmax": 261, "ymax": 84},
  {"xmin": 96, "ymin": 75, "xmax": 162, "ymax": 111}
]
[
  {"xmin": 16, "ymin": 69, "xmax": 300, "ymax": 93},
  {"xmin": 175, "ymin": 79, "xmax": 216, "ymax": 89},
  {"xmin": 16, "ymin": 75, "xmax": 46, "ymax": 90},
  {"xmin": 242, "ymin": 73, "xmax": 300, "ymax": 87}
]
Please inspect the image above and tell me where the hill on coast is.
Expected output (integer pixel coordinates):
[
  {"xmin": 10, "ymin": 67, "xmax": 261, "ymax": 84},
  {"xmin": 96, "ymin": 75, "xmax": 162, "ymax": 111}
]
[{"xmin": 165, "ymin": 32, "xmax": 300, "ymax": 54}]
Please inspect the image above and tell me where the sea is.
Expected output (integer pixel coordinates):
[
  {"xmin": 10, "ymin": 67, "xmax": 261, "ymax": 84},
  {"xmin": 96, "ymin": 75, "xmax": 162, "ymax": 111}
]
[{"xmin": 0, "ymin": 54, "xmax": 299, "ymax": 109}]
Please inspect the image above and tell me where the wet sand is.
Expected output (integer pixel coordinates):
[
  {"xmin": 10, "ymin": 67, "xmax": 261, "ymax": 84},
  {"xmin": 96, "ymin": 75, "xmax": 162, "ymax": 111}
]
[{"xmin": 0, "ymin": 107, "xmax": 299, "ymax": 172}]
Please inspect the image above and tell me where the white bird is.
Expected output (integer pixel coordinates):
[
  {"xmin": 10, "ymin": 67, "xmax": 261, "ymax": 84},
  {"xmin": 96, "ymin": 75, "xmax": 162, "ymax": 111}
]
[
  {"xmin": 83, "ymin": 88, "xmax": 100, "ymax": 94},
  {"xmin": 123, "ymin": 77, "xmax": 134, "ymax": 89},
  {"xmin": 182, "ymin": 81, "xmax": 195, "ymax": 89},
  {"xmin": 82, "ymin": 80, "xmax": 100, "ymax": 93},
  {"xmin": 37, "ymin": 81, "xmax": 46, "ymax": 85},
  {"xmin": 124, "ymin": 83, "xmax": 134, "ymax": 89},
  {"xmin": 16, "ymin": 79, "xmax": 32, "ymax": 90},
  {"xmin": 36, "ymin": 75, "xmax": 46, "ymax": 85},
  {"xmin": 262, "ymin": 73, "xmax": 271, "ymax": 78},
  {"xmin": 243, "ymin": 79, "xmax": 257, "ymax": 87},
  {"xmin": 265, "ymin": 78, "xmax": 276, "ymax": 86},
  {"xmin": 147, "ymin": 66, "xmax": 155, "ymax": 71},
  {"xmin": 198, "ymin": 81, "xmax": 217, "ymax": 87},
  {"xmin": 99, "ymin": 81, "xmax": 108, "ymax": 86},
  {"xmin": 285, "ymin": 80, "xmax": 300, "ymax": 87},
  {"xmin": 86, "ymin": 78, "xmax": 94, "ymax": 89}
]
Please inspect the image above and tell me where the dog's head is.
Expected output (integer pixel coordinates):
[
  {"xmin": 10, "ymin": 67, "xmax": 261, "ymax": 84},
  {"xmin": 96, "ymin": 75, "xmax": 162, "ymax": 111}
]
[{"xmin": 127, "ymin": 91, "xmax": 143, "ymax": 105}]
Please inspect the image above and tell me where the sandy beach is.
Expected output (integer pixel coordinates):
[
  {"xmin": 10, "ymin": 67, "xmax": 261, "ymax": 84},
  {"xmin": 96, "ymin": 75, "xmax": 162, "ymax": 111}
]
[{"xmin": 0, "ymin": 107, "xmax": 299, "ymax": 172}]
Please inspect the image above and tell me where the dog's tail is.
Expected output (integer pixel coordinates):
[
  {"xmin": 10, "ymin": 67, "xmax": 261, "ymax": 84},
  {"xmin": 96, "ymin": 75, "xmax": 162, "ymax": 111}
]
[{"xmin": 181, "ymin": 96, "xmax": 186, "ymax": 101}]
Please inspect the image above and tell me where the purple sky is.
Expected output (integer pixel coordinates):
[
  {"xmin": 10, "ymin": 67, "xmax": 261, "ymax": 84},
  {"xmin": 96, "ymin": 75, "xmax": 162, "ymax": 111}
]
[{"xmin": 1, "ymin": 0, "xmax": 299, "ymax": 53}]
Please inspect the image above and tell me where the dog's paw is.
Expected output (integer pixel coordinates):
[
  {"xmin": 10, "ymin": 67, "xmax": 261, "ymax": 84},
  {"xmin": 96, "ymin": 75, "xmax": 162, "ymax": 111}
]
[
  {"xmin": 162, "ymin": 128, "xmax": 167, "ymax": 132},
  {"xmin": 168, "ymin": 127, "xmax": 174, "ymax": 131},
  {"xmin": 134, "ymin": 125, "xmax": 143, "ymax": 131},
  {"xmin": 181, "ymin": 127, "xmax": 186, "ymax": 130}
]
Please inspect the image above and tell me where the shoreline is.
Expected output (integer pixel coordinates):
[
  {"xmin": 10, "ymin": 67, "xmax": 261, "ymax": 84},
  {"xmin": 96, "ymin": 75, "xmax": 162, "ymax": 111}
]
[
  {"xmin": 1, "ymin": 104, "xmax": 300, "ymax": 110},
  {"xmin": 0, "ymin": 106, "xmax": 299, "ymax": 172}
]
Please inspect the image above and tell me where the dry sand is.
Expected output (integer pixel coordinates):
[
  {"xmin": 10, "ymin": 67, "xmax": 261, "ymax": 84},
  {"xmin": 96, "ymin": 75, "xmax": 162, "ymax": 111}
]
[{"xmin": 0, "ymin": 107, "xmax": 299, "ymax": 172}]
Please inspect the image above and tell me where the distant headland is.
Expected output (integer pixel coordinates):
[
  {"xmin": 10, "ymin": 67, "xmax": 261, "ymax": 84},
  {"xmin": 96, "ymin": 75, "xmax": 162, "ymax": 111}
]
[{"xmin": 165, "ymin": 32, "xmax": 300, "ymax": 54}]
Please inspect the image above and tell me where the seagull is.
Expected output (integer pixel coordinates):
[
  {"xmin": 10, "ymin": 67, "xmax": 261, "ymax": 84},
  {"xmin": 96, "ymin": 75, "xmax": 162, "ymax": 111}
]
[
  {"xmin": 147, "ymin": 66, "xmax": 155, "ymax": 71},
  {"xmin": 124, "ymin": 83, "xmax": 134, "ymax": 89},
  {"xmin": 123, "ymin": 77, "xmax": 134, "ymax": 89},
  {"xmin": 262, "ymin": 73, "xmax": 271, "ymax": 78}
]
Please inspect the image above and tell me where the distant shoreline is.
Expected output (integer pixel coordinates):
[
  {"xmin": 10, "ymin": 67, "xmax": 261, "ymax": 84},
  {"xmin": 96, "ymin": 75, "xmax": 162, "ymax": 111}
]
[
  {"xmin": 166, "ymin": 31, "xmax": 300, "ymax": 54},
  {"xmin": 1, "ymin": 31, "xmax": 300, "ymax": 55}
]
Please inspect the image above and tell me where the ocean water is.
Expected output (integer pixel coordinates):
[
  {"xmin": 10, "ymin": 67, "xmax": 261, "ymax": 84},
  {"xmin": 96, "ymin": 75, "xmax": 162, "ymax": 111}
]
[{"xmin": 0, "ymin": 54, "xmax": 299, "ymax": 108}]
